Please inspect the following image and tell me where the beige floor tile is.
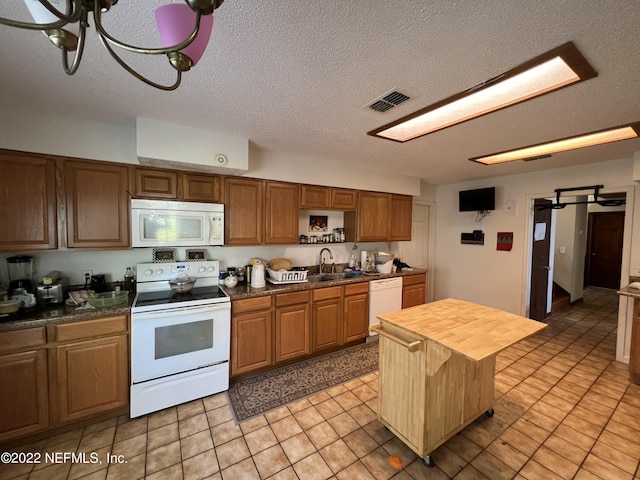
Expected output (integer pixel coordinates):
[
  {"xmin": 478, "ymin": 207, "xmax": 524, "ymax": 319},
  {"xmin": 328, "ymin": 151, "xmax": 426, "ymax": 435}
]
[
  {"xmin": 532, "ymin": 445, "xmax": 580, "ymax": 479},
  {"xmin": 205, "ymin": 405, "xmax": 234, "ymax": 428},
  {"xmin": 542, "ymin": 434, "xmax": 588, "ymax": 466},
  {"xmin": 252, "ymin": 444, "xmax": 291, "ymax": 478},
  {"xmin": 292, "ymin": 451, "xmax": 333, "ymax": 480},
  {"xmin": 113, "ymin": 417, "xmax": 146, "ymax": 444},
  {"xmin": 307, "ymin": 390, "xmax": 331, "ymax": 405},
  {"xmin": 315, "ymin": 398, "xmax": 345, "ymax": 420},
  {"xmin": 265, "ymin": 465, "xmax": 298, "ymax": 480},
  {"xmin": 67, "ymin": 445, "xmax": 111, "ymax": 480},
  {"xmin": 581, "ymin": 453, "xmax": 634, "ymax": 480},
  {"xmin": 181, "ymin": 428, "xmax": 214, "ymax": 459},
  {"xmin": 145, "ymin": 462, "xmax": 184, "ymax": 480},
  {"xmin": 590, "ymin": 440, "xmax": 638, "ymax": 475},
  {"xmin": 362, "ymin": 419, "xmax": 394, "ymax": 445},
  {"xmin": 280, "ymin": 431, "xmax": 317, "ymax": 464},
  {"xmin": 28, "ymin": 461, "xmax": 71, "ymax": 480},
  {"xmin": 202, "ymin": 392, "xmax": 228, "ymax": 411},
  {"xmin": 210, "ymin": 419, "xmax": 243, "ymax": 446},
  {"xmin": 361, "ymin": 446, "xmax": 402, "ymax": 480},
  {"xmin": 182, "ymin": 448, "xmax": 219, "ymax": 480},
  {"xmin": 327, "ymin": 411, "xmax": 360, "ymax": 437},
  {"xmin": 320, "ymin": 439, "xmax": 358, "ymax": 473},
  {"xmin": 343, "ymin": 428, "xmax": 379, "ymax": 458},
  {"xmin": 146, "ymin": 440, "xmax": 182, "ymax": 475},
  {"xmin": 148, "ymin": 407, "xmax": 178, "ymax": 431},
  {"xmin": 270, "ymin": 415, "xmax": 303, "ymax": 442},
  {"xmin": 177, "ymin": 399, "xmax": 205, "ymax": 421},
  {"xmin": 239, "ymin": 414, "xmax": 268, "ymax": 434},
  {"xmin": 179, "ymin": 412, "xmax": 210, "ymax": 439},
  {"xmin": 306, "ymin": 421, "xmax": 340, "ymax": 450},
  {"xmin": 333, "ymin": 391, "xmax": 362, "ymax": 410},
  {"xmin": 265, "ymin": 406, "xmax": 291, "ymax": 424},
  {"xmin": 287, "ymin": 397, "xmax": 313, "ymax": 413},
  {"xmin": 348, "ymin": 404, "xmax": 377, "ymax": 427},
  {"xmin": 293, "ymin": 405, "xmax": 325, "ymax": 430},
  {"xmin": 220, "ymin": 457, "xmax": 260, "ymax": 480},
  {"xmin": 215, "ymin": 436, "xmax": 251, "ymax": 469},
  {"xmin": 147, "ymin": 421, "xmax": 179, "ymax": 451},
  {"xmin": 110, "ymin": 431, "xmax": 147, "ymax": 458},
  {"xmin": 336, "ymin": 460, "xmax": 376, "ymax": 480},
  {"xmin": 105, "ymin": 451, "xmax": 146, "ymax": 480},
  {"xmin": 244, "ymin": 424, "xmax": 278, "ymax": 455},
  {"xmin": 470, "ymin": 450, "xmax": 516, "ymax": 480},
  {"xmin": 78, "ymin": 426, "xmax": 116, "ymax": 453}
]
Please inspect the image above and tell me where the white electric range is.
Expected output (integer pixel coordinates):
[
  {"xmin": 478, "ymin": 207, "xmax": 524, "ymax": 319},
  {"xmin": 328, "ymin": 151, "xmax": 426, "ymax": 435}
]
[{"xmin": 130, "ymin": 260, "xmax": 230, "ymax": 418}]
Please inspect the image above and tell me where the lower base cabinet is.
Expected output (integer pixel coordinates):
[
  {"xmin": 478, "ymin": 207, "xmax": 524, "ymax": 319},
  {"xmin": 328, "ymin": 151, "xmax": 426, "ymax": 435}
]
[
  {"xmin": 54, "ymin": 335, "xmax": 128, "ymax": 425},
  {"xmin": 231, "ymin": 297, "xmax": 273, "ymax": 376},
  {"xmin": 275, "ymin": 291, "xmax": 310, "ymax": 362},
  {"xmin": 343, "ymin": 283, "xmax": 369, "ymax": 342},
  {"xmin": 402, "ymin": 273, "xmax": 427, "ymax": 308},
  {"xmin": 0, "ymin": 348, "xmax": 49, "ymax": 443},
  {"xmin": 312, "ymin": 287, "xmax": 343, "ymax": 352}
]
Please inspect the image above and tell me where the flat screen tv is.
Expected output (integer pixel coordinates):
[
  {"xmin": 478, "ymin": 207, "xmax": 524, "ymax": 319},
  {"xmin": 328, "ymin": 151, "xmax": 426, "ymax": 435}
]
[{"xmin": 459, "ymin": 187, "xmax": 495, "ymax": 212}]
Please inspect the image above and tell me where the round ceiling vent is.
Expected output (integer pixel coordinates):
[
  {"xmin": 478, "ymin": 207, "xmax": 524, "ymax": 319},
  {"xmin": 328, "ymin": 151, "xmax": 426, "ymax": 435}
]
[{"xmin": 214, "ymin": 154, "xmax": 228, "ymax": 166}]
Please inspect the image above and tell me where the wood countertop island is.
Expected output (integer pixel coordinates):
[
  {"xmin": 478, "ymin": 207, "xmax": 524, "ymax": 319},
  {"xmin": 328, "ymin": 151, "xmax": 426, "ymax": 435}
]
[{"xmin": 371, "ymin": 298, "xmax": 546, "ymax": 467}]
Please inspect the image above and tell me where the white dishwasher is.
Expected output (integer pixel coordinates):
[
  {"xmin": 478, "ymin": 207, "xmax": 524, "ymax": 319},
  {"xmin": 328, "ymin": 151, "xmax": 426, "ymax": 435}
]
[{"xmin": 368, "ymin": 277, "xmax": 403, "ymax": 336}]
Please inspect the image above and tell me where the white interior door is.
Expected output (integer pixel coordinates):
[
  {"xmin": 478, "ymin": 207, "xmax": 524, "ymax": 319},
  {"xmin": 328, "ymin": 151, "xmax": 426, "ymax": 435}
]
[{"xmin": 397, "ymin": 201, "xmax": 434, "ymax": 301}]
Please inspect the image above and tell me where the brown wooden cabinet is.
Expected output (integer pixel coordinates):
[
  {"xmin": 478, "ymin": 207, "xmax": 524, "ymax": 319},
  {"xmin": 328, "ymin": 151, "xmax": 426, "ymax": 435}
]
[
  {"xmin": 300, "ymin": 185, "xmax": 356, "ymax": 210},
  {"xmin": 183, "ymin": 173, "xmax": 223, "ymax": 202},
  {"xmin": 389, "ymin": 194, "xmax": 413, "ymax": 241},
  {"xmin": 231, "ymin": 296, "xmax": 273, "ymax": 376},
  {"xmin": 265, "ymin": 182, "xmax": 299, "ymax": 244},
  {"xmin": 52, "ymin": 316, "xmax": 128, "ymax": 425},
  {"xmin": 0, "ymin": 327, "xmax": 49, "ymax": 443},
  {"xmin": 344, "ymin": 191, "xmax": 391, "ymax": 242},
  {"xmin": 275, "ymin": 291, "xmax": 310, "ymax": 362},
  {"xmin": 343, "ymin": 282, "xmax": 369, "ymax": 342},
  {"xmin": 64, "ymin": 160, "xmax": 130, "ymax": 248},
  {"xmin": 0, "ymin": 151, "xmax": 57, "ymax": 251},
  {"xmin": 312, "ymin": 286, "xmax": 343, "ymax": 351},
  {"xmin": 133, "ymin": 167, "xmax": 178, "ymax": 199},
  {"xmin": 402, "ymin": 273, "xmax": 427, "ymax": 308},
  {"xmin": 225, "ymin": 177, "xmax": 264, "ymax": 245}
]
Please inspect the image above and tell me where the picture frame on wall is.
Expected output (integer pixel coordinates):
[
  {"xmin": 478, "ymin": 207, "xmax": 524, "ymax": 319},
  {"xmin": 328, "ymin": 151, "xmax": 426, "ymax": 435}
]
[
  {"xmin": 309, "ymin": 215, "xmax": 328, "ymax": 232},
  {"xmin": 186, "ymin": 249, "xmax": 207, "ymax": 261},
  {"xmin": 152, "ymin": 248, "xmax": 177, "ymax": 263}
]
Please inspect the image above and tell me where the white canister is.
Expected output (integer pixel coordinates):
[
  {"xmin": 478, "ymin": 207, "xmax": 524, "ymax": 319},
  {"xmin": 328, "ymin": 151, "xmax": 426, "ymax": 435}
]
[{"xmin": 250, "ymin": 263, "xmax": 266, "ymax": 288}]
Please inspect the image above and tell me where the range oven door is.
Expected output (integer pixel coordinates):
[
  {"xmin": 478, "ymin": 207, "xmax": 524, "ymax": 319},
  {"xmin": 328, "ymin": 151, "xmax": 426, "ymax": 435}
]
[{"xmin": 131, "ymin": 303, "xmax": 230, "ymax": 384}]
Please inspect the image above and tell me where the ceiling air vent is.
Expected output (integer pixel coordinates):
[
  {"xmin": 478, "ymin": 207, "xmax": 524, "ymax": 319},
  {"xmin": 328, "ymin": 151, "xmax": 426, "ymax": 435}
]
[{"xmin": 367, "ymin": 90, "xmax": 410, "ymax": 112}]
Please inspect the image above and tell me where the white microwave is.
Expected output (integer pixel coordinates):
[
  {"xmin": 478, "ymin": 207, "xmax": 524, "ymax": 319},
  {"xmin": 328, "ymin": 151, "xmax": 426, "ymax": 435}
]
[{"xmin": 131, "ymin": 199, "xmax": 224, "ymax": 247}]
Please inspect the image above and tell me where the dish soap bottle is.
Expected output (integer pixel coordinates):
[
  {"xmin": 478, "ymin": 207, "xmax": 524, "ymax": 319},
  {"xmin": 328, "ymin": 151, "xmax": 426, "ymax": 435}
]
[{"xmin": 124, "ymin": 267, "xmax": 135, "ymax": 292}]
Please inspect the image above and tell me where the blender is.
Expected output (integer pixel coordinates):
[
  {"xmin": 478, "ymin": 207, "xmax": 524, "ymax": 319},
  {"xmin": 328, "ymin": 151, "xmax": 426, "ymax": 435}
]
[{"xmin": 7, "ymin": 255, "xmax": 34, "ymax": 295}]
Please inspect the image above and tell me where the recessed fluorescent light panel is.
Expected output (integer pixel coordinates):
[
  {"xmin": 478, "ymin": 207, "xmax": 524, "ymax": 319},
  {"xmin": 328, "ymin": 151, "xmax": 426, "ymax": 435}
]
[
  {"xmin": 469, "ymin": 122, "xmax": 640, "ymax": 165},
  {"xmin": 368, "ymin": 42, "xmax": 597, "ymax": 142}
]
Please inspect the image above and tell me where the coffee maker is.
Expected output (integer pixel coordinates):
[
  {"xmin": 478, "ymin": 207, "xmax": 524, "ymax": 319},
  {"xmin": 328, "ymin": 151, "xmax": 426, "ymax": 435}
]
[{"xmin": 7, "ymin": 255, "xmax": 34, "ymax": 295}]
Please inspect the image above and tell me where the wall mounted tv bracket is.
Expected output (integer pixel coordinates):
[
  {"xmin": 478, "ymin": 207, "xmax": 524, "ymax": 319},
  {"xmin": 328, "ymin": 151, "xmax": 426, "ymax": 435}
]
[
  {"xmin": 461, "ymin": 230, "xmax": 485, "ymax": 245},
  {"xmin": 537, "ymin": 184, "xmax": 626, "ymax": 210}
]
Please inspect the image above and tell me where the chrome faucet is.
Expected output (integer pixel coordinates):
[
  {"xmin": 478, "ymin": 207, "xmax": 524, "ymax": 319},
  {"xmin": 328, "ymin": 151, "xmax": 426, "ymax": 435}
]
[{"xmin": 319, "ymin": 247, "xmax": 333, "ymax": 274}]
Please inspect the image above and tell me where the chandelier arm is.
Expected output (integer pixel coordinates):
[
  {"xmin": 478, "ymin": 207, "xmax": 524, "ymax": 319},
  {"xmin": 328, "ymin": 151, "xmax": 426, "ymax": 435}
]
[
  {"xmin": 0, "ymin": 0, "xmax": 81, "ymax": 30},
  {"xmin": 92, "ymin": 0, "xmax": 203, "ymax": 56},
  {"xmin": 61, "ymin": 11, "xmax": 87, "ymax": 75},
  {"xmin": 97, "ymin": 33, "xmax": 182, "ymax": 91}
]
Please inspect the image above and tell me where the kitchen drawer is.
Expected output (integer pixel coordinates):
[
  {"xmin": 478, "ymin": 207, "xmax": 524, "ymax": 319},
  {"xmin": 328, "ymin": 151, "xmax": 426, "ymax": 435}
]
[
  {"xmin": 344, "ymin": 282, "xmax": 369, "ymax": 296},
  {"xmin": 233, "ymin": 296, "xmax": 273, "ymax": 314},
  {"xmin": 403, "ymin": 273, "xmax": 426, "ymax": 286},
  {"xmin": 276, "ymin": 290, "xmax": 309, "ymax": 307},
  {"xmin": 313, "ymin": 286, "xmax": 342, "ymax": 301},
  {"xmin": 0, "ymin": 327, "xmax": 46, "ymax": 354},
  {"xmin": 55, "ymin": 315, "xmax": 127, "ymax": 343}
]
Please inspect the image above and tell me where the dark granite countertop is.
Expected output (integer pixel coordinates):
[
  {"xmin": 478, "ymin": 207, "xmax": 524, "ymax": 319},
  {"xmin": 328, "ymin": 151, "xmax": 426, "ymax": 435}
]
[
  {"xmin": 0, "ymin": 294, "xmax": 134, "ymax": 332},
  {"xmin": 221, "ymin": 268, "xmax": 427, "ymax": 300}
]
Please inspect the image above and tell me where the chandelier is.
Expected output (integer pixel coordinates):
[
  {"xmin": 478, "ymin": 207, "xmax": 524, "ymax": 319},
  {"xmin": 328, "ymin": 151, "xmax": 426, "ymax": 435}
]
[{"xmin": 0, "ymin": 0, "xmax": 225, "ymax": 90}]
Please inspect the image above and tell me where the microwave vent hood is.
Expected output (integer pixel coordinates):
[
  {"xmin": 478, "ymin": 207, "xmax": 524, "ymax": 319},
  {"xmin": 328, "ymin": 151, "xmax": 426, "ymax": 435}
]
[{"xmin": 136, "ymin": 117, "xmax": 249, "ymax": 175}]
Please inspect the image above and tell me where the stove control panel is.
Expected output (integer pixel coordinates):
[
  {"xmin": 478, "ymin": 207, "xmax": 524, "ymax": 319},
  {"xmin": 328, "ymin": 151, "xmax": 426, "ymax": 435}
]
[{"xmin": 136, "ymin": 261, "xmax": 220, "ymax": 283}]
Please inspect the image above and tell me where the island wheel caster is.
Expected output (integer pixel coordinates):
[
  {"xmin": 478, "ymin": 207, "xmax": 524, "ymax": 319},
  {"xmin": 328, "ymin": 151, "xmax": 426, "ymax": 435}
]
[
  {"xmin": 485, "ymin": 408, "xmax": 495, "ymax": 417},
  {"xmin": 423, "ymin": 455, "xmax": 435, "ymax": 468}
]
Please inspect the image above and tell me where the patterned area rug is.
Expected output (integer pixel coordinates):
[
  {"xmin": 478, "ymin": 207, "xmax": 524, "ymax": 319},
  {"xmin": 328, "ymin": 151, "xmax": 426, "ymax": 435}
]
[{"xmin": 228, "ymin": 341, "xmax": 379, "ymax": 422}]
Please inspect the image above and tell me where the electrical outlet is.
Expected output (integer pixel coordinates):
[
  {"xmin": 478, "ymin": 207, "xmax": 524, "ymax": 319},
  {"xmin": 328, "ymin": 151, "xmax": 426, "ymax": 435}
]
[{"xmin": 82, "ymin": 270, "xmax": 93, "ymax": 283}]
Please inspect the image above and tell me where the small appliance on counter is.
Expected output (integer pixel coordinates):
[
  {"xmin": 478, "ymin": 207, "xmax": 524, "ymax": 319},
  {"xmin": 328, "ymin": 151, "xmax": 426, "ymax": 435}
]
[
  {"xmin": 89, "ymin": 274, "xmax": 107, "ymax": 293},
  {"xmin": 7, "ymin": 255, "xmax": 34, "ymax": 295},
  {"xmin": 36, "ymin": 271, "xmax": 69, "ymax": 305}
]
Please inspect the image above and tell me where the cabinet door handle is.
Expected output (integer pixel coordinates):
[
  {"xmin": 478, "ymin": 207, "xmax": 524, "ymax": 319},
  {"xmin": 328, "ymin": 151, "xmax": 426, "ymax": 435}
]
[{"xmin": 369, "ymin": 324, "xmax": 423, "ymax": 352}]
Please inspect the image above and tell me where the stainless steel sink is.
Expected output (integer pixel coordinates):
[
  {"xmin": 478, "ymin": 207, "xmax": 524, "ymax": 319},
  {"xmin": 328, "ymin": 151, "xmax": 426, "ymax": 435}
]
[{"xmin": 307, "ymin": 272, "xmax": 354, "ymax": 282}]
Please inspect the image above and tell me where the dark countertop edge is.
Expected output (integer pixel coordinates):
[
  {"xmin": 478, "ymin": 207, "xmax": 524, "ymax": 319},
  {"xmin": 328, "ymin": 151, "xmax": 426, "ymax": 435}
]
[
  {"xmin": 0, "ymin": 296, "xmax": 134, "ymax": 332},
  {"xmin": 221, "ymin": 268, "xmax": 428, "ymax": 301}
]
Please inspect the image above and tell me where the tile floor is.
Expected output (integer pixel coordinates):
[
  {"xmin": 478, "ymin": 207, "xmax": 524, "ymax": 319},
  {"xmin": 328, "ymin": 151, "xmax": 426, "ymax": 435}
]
[{"xmin": 2, "ymin": 287, "xmax": 639, "ymax": 480}]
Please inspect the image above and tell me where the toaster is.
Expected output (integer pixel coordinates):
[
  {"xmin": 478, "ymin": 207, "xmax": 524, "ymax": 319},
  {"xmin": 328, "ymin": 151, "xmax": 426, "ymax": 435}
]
[{"xmin": 36, "ymin": 280, "xmax": 68, "ymax": 304}]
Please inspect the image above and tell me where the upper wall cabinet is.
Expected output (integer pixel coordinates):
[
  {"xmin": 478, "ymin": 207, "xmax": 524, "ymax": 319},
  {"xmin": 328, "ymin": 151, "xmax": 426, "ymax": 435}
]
[
  {"xmin": 132, "ymin": 167, "xmax": 223, "ymax": 203},
  {"xmin": 265, "ymin": 182, "xmax": 299, "ymax": 245},
  {"xmin": 183, "ymin": 174, "xmax": 223, "ymax": 203},
  {"xmin": 344, "ymin": 192, "xmax": 390, "ymax": 242},
  {"xmin": 0, "ymin": 152, "xmax": 57, "ymax": 251},
  {"xmin": 225, "ymin": 177, "xmax": 264, "ymax": 245},
  {"xmin": 389, "ymin": 194, "xmax": 413, "ymax": 241},
  {"xmin": 64, "ymin": 161, "xmax": 130, "ymax": 249},
  {"xmin": 300, "ymin": 185, "xmax": 356, "ymax": 210},
  {"xmin": 133, "ymin": 167, "xmax": 178, "ymax": 199}
]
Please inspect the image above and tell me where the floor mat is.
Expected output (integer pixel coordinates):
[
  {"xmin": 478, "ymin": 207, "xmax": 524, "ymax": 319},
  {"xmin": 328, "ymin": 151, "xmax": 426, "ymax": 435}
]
[{"xmin": 228, "ymin": 340, "xmax": 379, "ymax": 422}]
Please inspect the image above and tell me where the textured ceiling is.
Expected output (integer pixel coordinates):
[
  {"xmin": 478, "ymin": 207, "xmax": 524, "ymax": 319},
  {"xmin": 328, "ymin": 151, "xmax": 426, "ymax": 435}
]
[{"xmin": 1, "ymin": 1, "xmax": 639, "ymax": 185}]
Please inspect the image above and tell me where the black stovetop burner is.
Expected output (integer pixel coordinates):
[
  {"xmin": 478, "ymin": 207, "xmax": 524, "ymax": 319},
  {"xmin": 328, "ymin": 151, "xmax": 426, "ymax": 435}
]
[{"xmin": 133, "ymin": 286, "xmax": 229, "ymax": 310}]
